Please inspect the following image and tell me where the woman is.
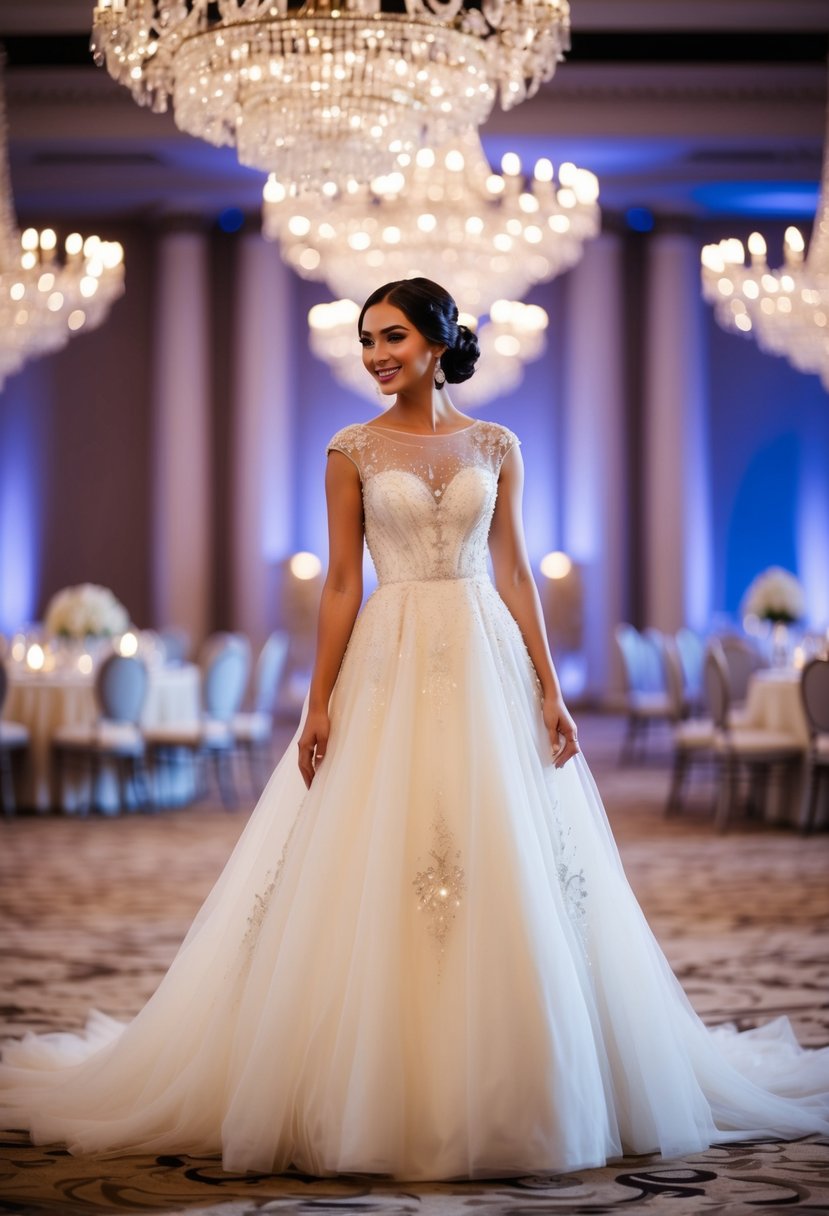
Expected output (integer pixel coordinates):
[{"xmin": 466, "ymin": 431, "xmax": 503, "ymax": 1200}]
[{"xmin": 1, "ymin": 277, "xmax": 828, "ymax": 1181}]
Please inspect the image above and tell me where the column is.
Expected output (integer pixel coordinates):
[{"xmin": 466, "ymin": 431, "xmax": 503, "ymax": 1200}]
[
  {"xmin": 561, "ymin": 233, "xmax": 628, "ymax": 703},
  {"xmin": 231, "ymin": 233, "xmax": 295, "ymax": 653},
  {"xmin": 151, "ymin": 225, "xmax": 211, "ymax": 649},
  {"xmin": 643, "ymin": 229, "xmax": 712, "ymax": 633}
]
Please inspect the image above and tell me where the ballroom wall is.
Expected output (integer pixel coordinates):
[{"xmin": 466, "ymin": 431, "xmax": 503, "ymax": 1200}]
[{"xmin": 1, "ymin": 212, "xmax": 827, "ymax": 701}]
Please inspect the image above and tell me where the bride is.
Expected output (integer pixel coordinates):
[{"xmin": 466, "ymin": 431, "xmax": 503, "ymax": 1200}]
[{"xmin": 1, "ymin": 277, "xmax": 828, "ymax": 1181}]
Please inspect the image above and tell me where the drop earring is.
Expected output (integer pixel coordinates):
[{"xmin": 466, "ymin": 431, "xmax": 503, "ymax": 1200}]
[{"xmin": 434, "ymin": 358, "xmax": 446, "ymax": 387}]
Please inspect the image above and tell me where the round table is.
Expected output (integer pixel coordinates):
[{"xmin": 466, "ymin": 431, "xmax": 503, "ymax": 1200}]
[
  {"xmin": 743, "ymin": 669, "xmax": 809, "ymax": 746},
  {"xmin": 3, "ymin": 663, "xmax": 201, "ymax": 812},
  {"xmin": 743, "ymin": 668, "xmax": 813, "ymax": 825}
]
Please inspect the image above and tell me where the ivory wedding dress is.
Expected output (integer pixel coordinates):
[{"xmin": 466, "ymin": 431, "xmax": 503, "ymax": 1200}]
[{"xmin": 2, "ymin": 419, "xmax": 828, "ymax": 1180}]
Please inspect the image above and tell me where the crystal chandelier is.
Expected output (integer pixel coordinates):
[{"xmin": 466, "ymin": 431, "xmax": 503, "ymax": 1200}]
[
  {"xmin": 91, "ymin": 0, "xmax": 571, "ymax": 191},
  {"xmin": 0, "ymin": 59, "xmax": 125, "ymax": 390},
  {"xmin": 308, "ymin": 296, "xmax": 548, "ymax": 407},
  {"xmin": 263, "ymin": 129, "xmax": 600, "ymax": 315},
  {"xmin": 701, "ymin": 98, "xmax": 829, "ymax": 391}
]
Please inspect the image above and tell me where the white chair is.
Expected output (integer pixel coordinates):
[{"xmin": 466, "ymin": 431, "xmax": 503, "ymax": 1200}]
[
  {"xmin": 233, "ymin": 631, "xmax": 289, "ymax": 794},
  {"xmin": 664, "ymin": 637, "xmax": 717, "ymax": 815},
  {"xmin": 614, "ymin": 623, "xmax": 673, "ymax": 764},
  {"xmin": 0, "ymin": 661, "xmax": 30, "ymax": 816},
  {"xmin": 800, "ymin": 658, "xmax": 829, "ymax": 834},
  {"xmin": 719, "ymin": 635, "xmax": 769, "ymax": 708},
  {"xmin": 144, "ymin": 637, "xmax": 251, "ymax": 808},
  {"xmin": 52, "ymin": 654, "xmax": 151, "ymax": 815},
  {"xmin": 704, "ymin": 642, "xmax": 802, "ymax": 832},
  {"xmin": 675, "ymin": 626, "xmax": 706, "ymax": 716}
]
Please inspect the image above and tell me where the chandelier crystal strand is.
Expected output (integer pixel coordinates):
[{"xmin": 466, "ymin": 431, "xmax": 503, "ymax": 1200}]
[
  {"xmin": 308, "ymin": 297, "xmax": 548, "ymax": 407},
  {"xmin": 91, "ymin": 0, "xmax": 571, "ymax": 190},
  {"xmin": 263, "ymin": 130, "xmax": 599, "ymax": 314},
  {"xmin": 701, "ymin": 88, "xmax": 829, "ymax": 391},
  {"xmin": 0, "ymin": 57, "xmax": 125, "ymax": 389}
]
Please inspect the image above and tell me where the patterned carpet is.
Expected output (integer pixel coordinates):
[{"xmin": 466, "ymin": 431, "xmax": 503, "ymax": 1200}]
[{"xmin": 1, "ymin": 716, "xmax": 828, "ymax": 1216}]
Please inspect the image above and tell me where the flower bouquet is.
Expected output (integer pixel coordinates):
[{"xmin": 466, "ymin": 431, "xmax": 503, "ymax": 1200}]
[
  {"xmin": 44, "ymin": 583, "xmax": 130, "ymax": 640},
  {"xmin": 741, "ymin": 567, "xmax": 805, "ymax": 626}
]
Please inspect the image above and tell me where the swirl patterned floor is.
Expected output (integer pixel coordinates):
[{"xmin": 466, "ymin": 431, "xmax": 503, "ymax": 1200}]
[{"xmin": 1, "ymin": 717, "xmax": 828, "ymax": 1215}]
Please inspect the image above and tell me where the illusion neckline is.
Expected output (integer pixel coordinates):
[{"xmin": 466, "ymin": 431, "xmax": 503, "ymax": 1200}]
[{"xmin": 361, "ymin": 420, "xmax": 480, "ymax": 439}]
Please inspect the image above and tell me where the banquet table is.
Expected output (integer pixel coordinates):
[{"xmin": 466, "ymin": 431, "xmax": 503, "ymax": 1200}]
[
  {"xmin": 3, "ymin": 663, "xmax": 201, "ymax": 812},
  {"xmin": 742, "ymin": 668, "xmax": 814, "ymax": 826}
]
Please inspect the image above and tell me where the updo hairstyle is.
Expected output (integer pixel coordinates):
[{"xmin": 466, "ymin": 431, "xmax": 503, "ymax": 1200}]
[{"xmin": 358, "ymin": 277, "xmax": 480, "ymax": 386}]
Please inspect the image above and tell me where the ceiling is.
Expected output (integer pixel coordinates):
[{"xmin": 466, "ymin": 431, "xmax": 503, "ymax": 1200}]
[{"xmin": 1, "ymin": 0, "xmax": 827, "ymax": 226}]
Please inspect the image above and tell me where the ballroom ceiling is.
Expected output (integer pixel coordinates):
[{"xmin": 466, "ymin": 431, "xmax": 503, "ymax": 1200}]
[{"xmin": 1, "ymin": 0, "xmax": 827, "ymax": 225}]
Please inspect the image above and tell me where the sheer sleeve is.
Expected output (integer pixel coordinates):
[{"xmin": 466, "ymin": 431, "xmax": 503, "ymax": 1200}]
[
  {"xmin": 473, "ymin": 421, "xmax": 521, "ymax": 476},
  {"xmin": 326, "ymin": 424, "xmax": 365, "ymax": 476}
]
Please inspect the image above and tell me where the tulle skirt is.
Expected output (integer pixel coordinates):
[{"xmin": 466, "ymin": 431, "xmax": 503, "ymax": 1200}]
[{"xmin": 1, "ymin": 576, "xmax": 828, "ymax": 1180}]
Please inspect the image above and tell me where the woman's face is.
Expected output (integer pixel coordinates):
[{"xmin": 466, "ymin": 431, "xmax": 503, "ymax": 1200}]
[{"xmin": 359, "ymin": 300, "xmax": 442, "ymax": 398}]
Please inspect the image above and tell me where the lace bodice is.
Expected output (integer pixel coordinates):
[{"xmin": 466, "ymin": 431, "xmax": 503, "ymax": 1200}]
[{"xmin": 326, "ymin": 420, "xmax": 520, "ymax": 585}]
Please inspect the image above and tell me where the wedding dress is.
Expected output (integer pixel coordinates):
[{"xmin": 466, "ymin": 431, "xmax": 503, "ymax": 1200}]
[{"xmin": 1, "ymin": 418, "xmax": 828, "ymax": 1181}]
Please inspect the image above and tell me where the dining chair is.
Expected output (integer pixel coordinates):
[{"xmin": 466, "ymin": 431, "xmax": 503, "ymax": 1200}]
[
  {"xmin": 157, "ymin": 626, "xmax": 191, "ymax": 665},
  {"xmin": 664, "ymin": 637, "xmax": 717, "ymax": 815},
  {"xmin": 0, "ymin": 660, "xmax": 30, "ymax": 816},
  {"xmin": 52, "ymin": 653, "xmax": 152, "ymax": 815},
  {"xmin": 719, "ymin": 635, "xmax": 769, "ymax": 709},
  {"xmin": 800, "ymin": 657, "xmax": 829, "ymax": 834},
  {"xmin": 233, "ymin": 631, "xmax": 290, "ymax": 795},
  {"xmin": 614, "ymin": 623, "xmax": 673, "ymax": 764},
  {"xmin": 144, "ymin": 636, "xmax": 251, "ymax": 809},
  {"xmin": 675, "ymin": 626, "xmax": 706, "ymax": 716},
  {"xmin": 704, "ymin": 642, "xmax": 802, "ymax": 832}
]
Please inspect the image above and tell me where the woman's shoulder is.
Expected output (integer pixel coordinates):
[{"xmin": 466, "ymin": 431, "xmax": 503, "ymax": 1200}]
[
  {"xmin": 471, "ymin": 418, "xmax": 522, "ymax": 461},
  {"xmin": 325, "ymin": 421, "xmax": 369, "ymax": 456}
]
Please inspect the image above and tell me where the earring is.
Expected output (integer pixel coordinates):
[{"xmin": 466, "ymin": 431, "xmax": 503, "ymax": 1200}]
[{"xmin": 434, "ymin": 358, "xmax": 446, "ymax": 387}]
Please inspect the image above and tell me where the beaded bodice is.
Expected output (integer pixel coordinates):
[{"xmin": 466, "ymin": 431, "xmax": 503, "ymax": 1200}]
[{"xmin": 326, "ymin": 420, "xmax": 520, "ymax": 586}]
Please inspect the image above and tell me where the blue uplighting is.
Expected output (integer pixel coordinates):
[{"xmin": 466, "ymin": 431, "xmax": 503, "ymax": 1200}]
[
  {"xmin": 625, "ymin": 206, "xmax": 655, "ymax": 232},
  {"xmin": 218, "ymin": 207, "xmax": 245, "ymax": 233},
  {"xmin": 692, "ymin": 182, "xmax": 819, "ymax": 217}
]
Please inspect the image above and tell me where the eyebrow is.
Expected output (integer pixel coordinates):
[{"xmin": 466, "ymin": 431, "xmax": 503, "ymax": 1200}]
[{"xmin": 359, "ymin": 324, "xmax": 410, "ymax": 337}]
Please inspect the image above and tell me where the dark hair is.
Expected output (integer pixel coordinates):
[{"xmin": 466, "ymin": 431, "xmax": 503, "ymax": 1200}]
[{"xmin": 358, "ymin": 277, "xmax": 480, "ymax": 386}]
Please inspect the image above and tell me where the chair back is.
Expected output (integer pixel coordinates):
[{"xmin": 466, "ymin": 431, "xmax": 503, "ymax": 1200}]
[
  {"xmin": 158, "ymin": 626, "xmax": 190, "ymax": 665},
  {"xmin": 641, "ymin": 627, "xmax": 669, "ymax": 693},
  {"xmin": 703, "ymin": 642, "xmax": 731, "ymax": 730},
  {"xmin": 253, "ymin": 632, "xmax": 290, "ymax": 714},
  {"xmin": 203, "ymin": 643, "xmax": 250, "ymax": 722},
  {"xmin": 661, "ymin": 636, "xmax": 686, "ymax": 721},
  {"xmin": 675, "ymin": 627, "xmax": 704, "ymax": 701},
  {"xmin": 96, "ymin": 654, "xmax": 149, "ymax": 724},
  {"xmin": 719, "ymin": 635, "xmax": 768, "ymax": 703},
  {"xmin": 801, "ymin": 658, "xmax": 829, "ymax": 738}
]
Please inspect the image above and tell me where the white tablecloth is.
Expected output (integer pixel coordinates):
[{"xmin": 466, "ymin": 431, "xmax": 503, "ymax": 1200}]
[
  {"xmin": 743, "ymin": 669, "xmax": 809, "ymax": 747},
  {"xmin": 3, "ymin": 664, "xmax": 201, "ymax": 811},
  {"xmin": 743, "ymin": 669, "xmax": 814, "ymax": 825}
]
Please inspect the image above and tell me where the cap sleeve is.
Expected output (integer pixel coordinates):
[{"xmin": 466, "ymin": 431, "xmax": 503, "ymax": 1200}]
[
  {"xmin": 475, "ymin": 420, "xmax": 521, "ymax": 473},
  {"xmin": 326, "ymin": 423, "xmax": 365, "ymax": 475}
]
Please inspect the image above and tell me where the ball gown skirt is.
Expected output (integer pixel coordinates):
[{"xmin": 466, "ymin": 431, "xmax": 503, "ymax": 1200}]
[{"xmin": 1, "ymin": 419, "xmax": 828, "ymax": 1180}]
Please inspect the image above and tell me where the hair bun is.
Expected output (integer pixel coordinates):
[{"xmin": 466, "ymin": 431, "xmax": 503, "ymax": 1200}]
[{"xmin": 442, "ymin": 323, "xmax": 480, "ymax": 385}]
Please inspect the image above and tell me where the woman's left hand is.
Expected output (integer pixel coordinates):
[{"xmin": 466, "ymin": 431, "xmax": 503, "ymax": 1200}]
[{"xmin": 543, "ymin": 696, "xmax": 580, "ymax": 768}]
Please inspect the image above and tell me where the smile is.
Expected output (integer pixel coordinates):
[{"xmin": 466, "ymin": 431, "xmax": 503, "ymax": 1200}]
[{"xmin": 376, "ymin": 366, "xmax": 401, "ymax": 383}]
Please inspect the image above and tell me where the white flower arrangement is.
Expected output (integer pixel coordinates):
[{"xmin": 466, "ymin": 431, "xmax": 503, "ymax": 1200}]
[
  {"xmin": 742, "ymin": 566, "xmax": 805, "ymax": 625},
  {"xmin": 44, "ymin": 583, "xmax": 130, "ymax": 640}
]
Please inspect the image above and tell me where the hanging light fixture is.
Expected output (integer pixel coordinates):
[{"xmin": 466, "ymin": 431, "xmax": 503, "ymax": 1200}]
[
  {"xmin": 91, "ymin": 0, "xmax": 571, "ymax": 192},
  {"xmin": 701, "ymin": 94, "xmax": 829, "ymax": 391},
  {"xmin": 0, "ymin": 57, "xmax": 124, "ymax": 390},
  {"xmin": 263, "ymin": 130, "xmax": 599, "ymax": 314},
  {"xmin": 308, "ymin": 296, "xmax": 548, "ymax": 407}
]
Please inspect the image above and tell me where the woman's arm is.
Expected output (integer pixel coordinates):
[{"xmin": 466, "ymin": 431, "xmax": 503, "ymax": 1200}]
[
  {"xmin": 488, "ymin": 443, "xmax": 580, "ymax": 769},
  {"xmin": 297, "ymin": 451, "xmax": 365, "ymax": 788}
]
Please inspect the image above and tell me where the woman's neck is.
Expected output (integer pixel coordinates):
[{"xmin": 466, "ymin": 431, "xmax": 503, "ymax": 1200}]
[{"xmin": 379, "ymin": 388, "xmax": 468, "ymax": 434}]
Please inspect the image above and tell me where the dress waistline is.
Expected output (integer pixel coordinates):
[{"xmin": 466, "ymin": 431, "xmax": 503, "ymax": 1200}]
[{"xmin": 373, "ymin": 575, "xmax": 491, "ymax": 591}]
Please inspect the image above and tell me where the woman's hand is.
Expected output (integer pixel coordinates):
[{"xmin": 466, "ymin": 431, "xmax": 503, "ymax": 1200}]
[
  {"xmin": 543, "ymin": 696, "xmax": 580, "ymax": 769},
  {"xmin": 297, "ymin": 708, "xmax": 330, "ymax": 789}
]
